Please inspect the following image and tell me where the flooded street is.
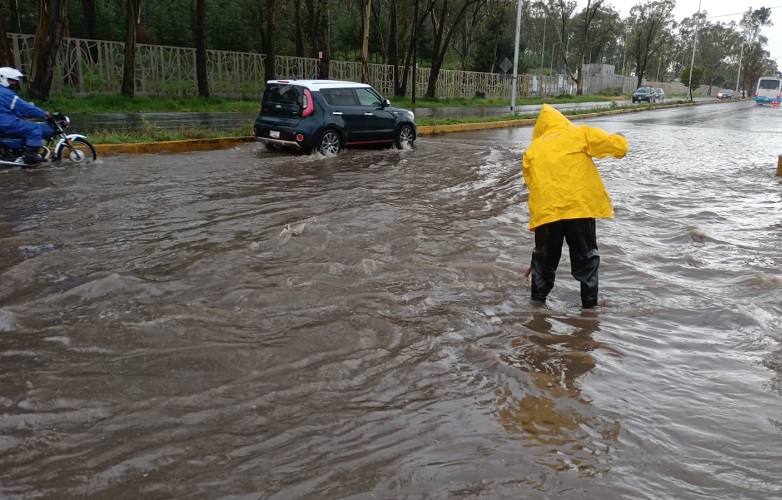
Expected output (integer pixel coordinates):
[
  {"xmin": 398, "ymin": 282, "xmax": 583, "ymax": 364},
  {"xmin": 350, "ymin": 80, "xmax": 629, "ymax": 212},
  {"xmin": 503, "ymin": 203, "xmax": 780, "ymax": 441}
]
[{"xmin": 1, "ymin": 101, "xmax": 781, "ymax": 499}]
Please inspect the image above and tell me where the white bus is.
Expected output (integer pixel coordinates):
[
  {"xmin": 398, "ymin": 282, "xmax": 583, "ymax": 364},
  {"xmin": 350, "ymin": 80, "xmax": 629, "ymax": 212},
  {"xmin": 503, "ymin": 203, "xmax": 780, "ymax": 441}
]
[{"xmin": 754, "ymin": 76, "xmax": 782, "ymax": 105}]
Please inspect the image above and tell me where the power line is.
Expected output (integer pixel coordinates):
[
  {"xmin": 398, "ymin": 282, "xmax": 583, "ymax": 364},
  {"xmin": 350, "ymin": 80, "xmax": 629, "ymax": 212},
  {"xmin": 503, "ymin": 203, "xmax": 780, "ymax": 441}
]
[{"xmin": 707, "ymin": 5, "xmax": 782, "ymax": 19}]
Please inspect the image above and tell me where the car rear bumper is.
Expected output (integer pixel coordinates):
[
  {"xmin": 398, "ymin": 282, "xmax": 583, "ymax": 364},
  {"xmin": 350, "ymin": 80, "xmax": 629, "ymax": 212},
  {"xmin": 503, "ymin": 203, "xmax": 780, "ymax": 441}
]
[{"xmin": 256, "ymin": 137, "xmax": 303, "ymax": 150}]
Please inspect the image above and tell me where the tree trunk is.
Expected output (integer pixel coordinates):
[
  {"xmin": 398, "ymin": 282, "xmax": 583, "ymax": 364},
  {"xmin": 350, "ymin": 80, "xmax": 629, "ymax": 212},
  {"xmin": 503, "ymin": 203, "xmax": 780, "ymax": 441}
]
[
  {"xmin": 317, "ymin": 0, "xmax": 330, "ymax": 79},
  {"xmin": 0, "ymin": 0, "xmax": 13, "ymax": 67},
  {"xmin": 360, "ymin": 0, "xmax": 371, "ymax": 83},
  {"xmin": 29, "ymin": 0, "xmax": 68, "ymax": 102},
  {"xmin": 389, "ymin": 0, "xmax": 400, "ymax": 96},
  {"xmin": 121, "ymin": 0, "xmax": 140, "ymax": 97},
  {"xmin": 8, "ymin": 0, "xmax": 21, "ymax": 33},
  {"xmin": 196, "ymin": 0, "xmax": 209, "ymax": 97},
  {"xmin": 424, "ymin": 0, "xmax": 483, "ymax": 99},
  {"xmin": 293, "ymin": 0, "xmax": 305, "ymax": 58},
  {"xmin": 82, "ymin": 0, "xmax": 98, "ymax": 62},
  {"xmin": 264, "ymin": 0, "xmax": 277, "ymax": 81}
]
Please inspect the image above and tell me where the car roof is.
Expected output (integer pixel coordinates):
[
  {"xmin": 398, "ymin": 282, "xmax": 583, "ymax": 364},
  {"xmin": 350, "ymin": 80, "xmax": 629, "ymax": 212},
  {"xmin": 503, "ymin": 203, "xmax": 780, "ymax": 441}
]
[{"xmin": 265, "ymin": 79, "xmax": 373, "ymax": 91}]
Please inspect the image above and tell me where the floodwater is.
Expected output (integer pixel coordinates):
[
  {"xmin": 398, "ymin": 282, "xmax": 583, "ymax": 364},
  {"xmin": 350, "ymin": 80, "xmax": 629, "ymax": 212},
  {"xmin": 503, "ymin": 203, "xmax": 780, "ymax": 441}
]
[{"xmin": 0, "ymin": 101, "xmax": 780, "ymax": 499}]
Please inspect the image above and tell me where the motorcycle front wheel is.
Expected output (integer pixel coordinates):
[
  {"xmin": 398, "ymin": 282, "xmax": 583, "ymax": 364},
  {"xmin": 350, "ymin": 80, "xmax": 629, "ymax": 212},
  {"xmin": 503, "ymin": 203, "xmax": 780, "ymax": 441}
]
[{"xmin": 57, "ymin": 139, "xmax": 97, "ymax": 163}]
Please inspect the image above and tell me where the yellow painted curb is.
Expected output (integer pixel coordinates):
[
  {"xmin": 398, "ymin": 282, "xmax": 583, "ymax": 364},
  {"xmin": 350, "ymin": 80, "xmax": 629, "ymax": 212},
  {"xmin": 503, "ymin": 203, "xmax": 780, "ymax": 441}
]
[{"xmin": 93, "ymin": 136, "xmax": 256, "ymax": 156}]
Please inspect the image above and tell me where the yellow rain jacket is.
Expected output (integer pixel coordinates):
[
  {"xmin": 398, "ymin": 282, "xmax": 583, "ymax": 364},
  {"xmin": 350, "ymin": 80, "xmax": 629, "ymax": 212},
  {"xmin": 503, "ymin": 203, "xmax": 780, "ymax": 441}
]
[{"xmin": 522, "ymin": 104, "xmax": 628, "ymax": 230}]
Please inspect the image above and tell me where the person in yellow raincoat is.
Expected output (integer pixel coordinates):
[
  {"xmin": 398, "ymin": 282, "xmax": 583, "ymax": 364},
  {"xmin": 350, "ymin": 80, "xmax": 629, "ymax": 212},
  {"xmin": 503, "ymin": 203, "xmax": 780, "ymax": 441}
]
[{"xmin": 522, "ymin": 104, "xmax": 628, "ymax": 309}]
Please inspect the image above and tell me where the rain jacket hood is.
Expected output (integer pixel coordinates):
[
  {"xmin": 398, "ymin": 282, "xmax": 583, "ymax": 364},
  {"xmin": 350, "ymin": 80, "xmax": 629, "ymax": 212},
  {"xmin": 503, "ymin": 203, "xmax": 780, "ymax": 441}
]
[{"xmin": 522, "ymin": 104, "xmax": 628, "ymax": 230}]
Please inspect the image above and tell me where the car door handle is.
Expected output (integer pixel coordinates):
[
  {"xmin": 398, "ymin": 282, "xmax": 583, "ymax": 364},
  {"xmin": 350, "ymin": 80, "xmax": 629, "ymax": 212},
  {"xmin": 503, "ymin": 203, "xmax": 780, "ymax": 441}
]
[
  {"xmin": 332, "ymin": 111, "xmax": 343, "ymax": 115},
  {"xmin": 364, "ymin": 112, "xmax": 374, "ymax": 116}
]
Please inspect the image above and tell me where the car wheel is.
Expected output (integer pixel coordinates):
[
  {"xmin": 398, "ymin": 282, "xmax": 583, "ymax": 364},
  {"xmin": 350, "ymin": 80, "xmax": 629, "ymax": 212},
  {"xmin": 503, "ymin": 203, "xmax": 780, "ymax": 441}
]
[
  {"xmin": 395, "ymin": 124, "xmax": 416, "ymax": 149},
  {"xmin": 317, "ymin": 129, "xmax": 341, "ymax": 156}
]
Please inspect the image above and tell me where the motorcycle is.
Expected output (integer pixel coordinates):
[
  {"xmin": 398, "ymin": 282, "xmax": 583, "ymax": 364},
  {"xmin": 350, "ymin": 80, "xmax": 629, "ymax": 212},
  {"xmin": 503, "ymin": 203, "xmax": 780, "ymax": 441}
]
[{"xmin": 0, "ymin": 112, "xmax": 97, "ymax": 168}]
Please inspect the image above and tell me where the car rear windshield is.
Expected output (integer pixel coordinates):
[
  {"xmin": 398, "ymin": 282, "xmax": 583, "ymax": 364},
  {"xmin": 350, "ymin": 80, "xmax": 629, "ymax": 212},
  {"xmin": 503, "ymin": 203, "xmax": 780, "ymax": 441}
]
[
  {"xmin": 262, "ymin": 84, "xmax": 306, "ymax": 116},
  {"xmin": 758, "ymin": 79, "xmax": 782, "ymax": 90}
]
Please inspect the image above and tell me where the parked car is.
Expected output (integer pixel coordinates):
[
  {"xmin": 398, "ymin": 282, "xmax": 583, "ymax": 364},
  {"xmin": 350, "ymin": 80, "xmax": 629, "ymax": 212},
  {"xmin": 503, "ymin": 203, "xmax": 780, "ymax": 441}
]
[
  {"xmin": 717, "ymin": 89, "xmax": 735, "ymax": 100},
  {"xmin": 254, "ymin": 79, "xmax": 417, "ymax": 156},
  {"xmin": 632, "ymin": 87, "xmax": 657, "ymax": 103},
  {"xmin": 654, "ymin": 88, "xmax": 665, "ymax": 101}
]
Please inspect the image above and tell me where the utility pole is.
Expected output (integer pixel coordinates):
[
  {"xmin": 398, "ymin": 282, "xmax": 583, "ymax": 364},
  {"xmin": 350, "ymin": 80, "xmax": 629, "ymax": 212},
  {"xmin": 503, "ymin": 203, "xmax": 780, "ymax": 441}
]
[
  {"xmin": 687, "ymin": 0, "xmax": 701, "ymax": 102},
  {"xmin": 510, "ymin": 0, "xmax": 523, "ymax": 114},
  {"xmin": 735, "ymin": 42, "xmax": 744, "ymax": 96}
]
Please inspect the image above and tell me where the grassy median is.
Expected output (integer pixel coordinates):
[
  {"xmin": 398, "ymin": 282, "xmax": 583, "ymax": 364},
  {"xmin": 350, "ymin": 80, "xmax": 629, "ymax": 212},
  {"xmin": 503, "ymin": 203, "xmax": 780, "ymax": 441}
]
[{"xmin": 39, "ymin": 93, "xmax": 673, "ymax": 145}]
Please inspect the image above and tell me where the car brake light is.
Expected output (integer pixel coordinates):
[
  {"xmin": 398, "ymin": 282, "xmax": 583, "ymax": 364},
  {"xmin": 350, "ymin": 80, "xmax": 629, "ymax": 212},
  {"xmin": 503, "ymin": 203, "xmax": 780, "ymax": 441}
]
[
  {"xmin": 302, "ymin": 89, "xmax": 314, "ymax": 117},
  {"xmin": 296, "ymin": 134, "xmax": 304, "ymax": 142}
]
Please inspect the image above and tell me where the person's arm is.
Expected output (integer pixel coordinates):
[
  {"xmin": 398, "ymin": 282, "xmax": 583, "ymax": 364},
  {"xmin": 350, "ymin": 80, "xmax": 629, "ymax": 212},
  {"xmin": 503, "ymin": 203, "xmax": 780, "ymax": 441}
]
[
  {"xmin": 11, "ymin": 96, "xmax": 48, "ymax": 120},
  {"xmin": 582, "ymin": 125, "xmax": 628, "ymax": 159}
]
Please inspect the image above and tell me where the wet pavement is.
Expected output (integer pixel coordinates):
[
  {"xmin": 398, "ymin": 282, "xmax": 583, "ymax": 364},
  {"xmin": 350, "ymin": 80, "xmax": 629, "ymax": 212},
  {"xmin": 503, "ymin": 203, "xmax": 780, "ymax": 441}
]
[{"xmin": 0, "ymin": 99, "xmax": 780, "ymax": 499}]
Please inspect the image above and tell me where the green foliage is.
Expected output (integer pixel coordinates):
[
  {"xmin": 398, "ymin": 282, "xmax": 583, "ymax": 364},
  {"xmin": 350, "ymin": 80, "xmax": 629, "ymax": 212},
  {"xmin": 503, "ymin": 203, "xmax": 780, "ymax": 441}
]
[{"xmin": 680, "ymin": 66, "xmax": 705, "ymax": 90}]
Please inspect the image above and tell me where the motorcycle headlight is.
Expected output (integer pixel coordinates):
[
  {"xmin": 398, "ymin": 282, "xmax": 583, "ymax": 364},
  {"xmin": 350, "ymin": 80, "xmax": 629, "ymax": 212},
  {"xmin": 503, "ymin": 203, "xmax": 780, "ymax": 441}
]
[{"xmin": 62, "ymin": 116, "xmax": 70, "ymax": 127}]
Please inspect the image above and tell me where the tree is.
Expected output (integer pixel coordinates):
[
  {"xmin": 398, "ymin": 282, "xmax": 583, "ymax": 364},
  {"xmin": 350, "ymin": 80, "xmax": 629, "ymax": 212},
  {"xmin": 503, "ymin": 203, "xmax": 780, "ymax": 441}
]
[
  {"xmin": 360, "ymin": 0, "xmax": 371, "ymax": 82},
  {"xmin": 470, "ymin": 1, "xmax": 514, "ymax": 73},
  {"xmin": 82, "ymin": 0, "xmax": 98, "ymax": 61},
  {"xmin": 680, "ymin": 65, "xmax": 703, "ymax": 92},
  {"xmin": 120, "ymin": 0, "xmax": 140, "ymax": 97},
  {"xmin": 0, "ymin": 0, "xmax": 14, "ymax": 66},
  {"xmin": 195, "ymin": 0, "xmax": 209, "ymax": 97},
  {"xmin": 305, "ymin": 0, "xmax": 332, "ymax": 78},
  {"xmin": 626, "ymin": 0, "xmax": 674, "ymax": 89},
  {"xmin": 265, "ymin": 0, "xmax": 277, "ymax": 81},
  {"xmin": 737, "ymin": 7, "xmax": 773, "ymax": 93},
  {"xmin": 29, "ymin": 0, "xmax": 68, "ymax": 101},
  {"xmin": 569, "ymin": 0, "xmax": 605, "ymax": 95},
  {"xmin": 423, "ymin": 0, "xmax": 488, "ymax": 98}
]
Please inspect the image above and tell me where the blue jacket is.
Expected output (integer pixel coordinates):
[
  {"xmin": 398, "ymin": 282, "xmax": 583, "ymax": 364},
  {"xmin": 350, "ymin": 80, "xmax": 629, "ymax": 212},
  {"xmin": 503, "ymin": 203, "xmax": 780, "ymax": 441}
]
[{"xmin": 0, "ymin": 85, "xmax": 47, "ymax": 127}]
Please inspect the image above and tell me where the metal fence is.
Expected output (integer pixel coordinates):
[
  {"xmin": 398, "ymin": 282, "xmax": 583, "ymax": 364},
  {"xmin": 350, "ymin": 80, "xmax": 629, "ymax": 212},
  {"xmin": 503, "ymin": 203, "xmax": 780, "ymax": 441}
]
[{"xmin": 8, "ymin": 33, "xmax": 710, "ymax": 100}]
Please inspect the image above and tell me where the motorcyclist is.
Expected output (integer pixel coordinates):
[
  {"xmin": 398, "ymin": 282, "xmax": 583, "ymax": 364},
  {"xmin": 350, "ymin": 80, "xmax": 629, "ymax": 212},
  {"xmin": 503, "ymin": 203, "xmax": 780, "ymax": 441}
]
[{"xmin": 0, "ymin": 67, "xmax": 52, "ymax": 165}]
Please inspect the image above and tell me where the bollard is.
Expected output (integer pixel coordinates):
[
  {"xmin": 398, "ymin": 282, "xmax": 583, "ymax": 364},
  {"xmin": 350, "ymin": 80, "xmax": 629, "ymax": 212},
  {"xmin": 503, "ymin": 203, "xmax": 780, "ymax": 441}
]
[{"xmin": 778, "ymin": 155, "xmax": 782, "ymax": 177}]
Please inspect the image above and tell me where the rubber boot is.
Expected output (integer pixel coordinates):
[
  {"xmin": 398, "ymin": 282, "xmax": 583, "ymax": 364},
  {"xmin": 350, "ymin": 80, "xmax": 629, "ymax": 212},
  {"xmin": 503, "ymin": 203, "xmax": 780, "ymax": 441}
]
[{"xmin": 22, "ymin": 146, "xmax": 43, "ymax": 165}]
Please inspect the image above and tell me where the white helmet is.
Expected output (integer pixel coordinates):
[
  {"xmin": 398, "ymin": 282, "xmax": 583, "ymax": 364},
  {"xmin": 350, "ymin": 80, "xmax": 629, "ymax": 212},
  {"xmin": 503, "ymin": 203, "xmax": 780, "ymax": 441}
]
[{"xmin": 0, "ymin": 67, "xmax": 25, "ymax": 89}]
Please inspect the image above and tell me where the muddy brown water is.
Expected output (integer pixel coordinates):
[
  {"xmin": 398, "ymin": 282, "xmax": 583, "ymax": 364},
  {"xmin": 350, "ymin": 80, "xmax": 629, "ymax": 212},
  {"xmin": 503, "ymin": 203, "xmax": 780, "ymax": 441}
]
[{"xmin": 0, "ymin": 101, "xmax": 780, "ymax": 499}]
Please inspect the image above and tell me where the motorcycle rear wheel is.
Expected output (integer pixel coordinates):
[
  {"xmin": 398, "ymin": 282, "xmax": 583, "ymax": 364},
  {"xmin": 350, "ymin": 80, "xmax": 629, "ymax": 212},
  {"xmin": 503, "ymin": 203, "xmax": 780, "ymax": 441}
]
[{"xmin": 57, "ymin": 139, "xmax": 97, "ymax": 163}]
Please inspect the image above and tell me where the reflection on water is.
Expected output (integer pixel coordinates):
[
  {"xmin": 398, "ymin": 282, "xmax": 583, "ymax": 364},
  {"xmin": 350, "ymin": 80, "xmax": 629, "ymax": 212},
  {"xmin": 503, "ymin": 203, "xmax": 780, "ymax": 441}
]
[
  {"xmin": 496, "ymin": 313, "xmax": 620, "ymax": 476},
  {"xmin": 0, "ymin": 101, "xmax": 781, "ymax": 498}
]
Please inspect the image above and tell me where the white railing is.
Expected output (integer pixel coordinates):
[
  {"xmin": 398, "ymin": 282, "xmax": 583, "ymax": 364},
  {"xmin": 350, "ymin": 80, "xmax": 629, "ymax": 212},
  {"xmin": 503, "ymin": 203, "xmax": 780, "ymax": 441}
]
[{"xmin": 9, "ymin": 33, "xmax": 711, "ymax": 100}]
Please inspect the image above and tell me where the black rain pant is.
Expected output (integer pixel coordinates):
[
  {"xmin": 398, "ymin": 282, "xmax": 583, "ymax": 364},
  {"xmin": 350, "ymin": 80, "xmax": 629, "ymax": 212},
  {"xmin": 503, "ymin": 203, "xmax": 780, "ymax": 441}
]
[{"xmin": 530, "ymin": 217, "xmax": 600, "ymax": 308}]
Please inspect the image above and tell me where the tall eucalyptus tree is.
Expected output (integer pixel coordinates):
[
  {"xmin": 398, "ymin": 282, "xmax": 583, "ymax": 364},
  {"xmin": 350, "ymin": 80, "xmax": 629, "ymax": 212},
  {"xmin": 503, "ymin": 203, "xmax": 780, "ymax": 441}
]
[
  {"xmin": 195, "ymin": 0, "xmax": 208, "ymax": 97},
  {"xmin": 569, "ymin": 0, "xmax": 605, "ymax": 94},
  {"xmin": 625, "ymin": 0, "xmax": 674, "ymax": 88},
  {"xmin": 422, "ymin": 0, "xmax": 488, "ymax": 98},
  {"xmin": 29, "ymin": 0, "xmax": 68, "ymax": 101},
  {"xmin": 265, "ymin": 0, "xmax": 277, "ymax": 81},
  {"xmin": 120, "ymin": 0, "xmax": 139, "ymax": 97},
  {"xmin": 0, "ymin": 0, "xmax": 13, "ymax": 65},
  {"xmin": 738, "ymin": 7, "xmax": 773, "ymax": 91}
]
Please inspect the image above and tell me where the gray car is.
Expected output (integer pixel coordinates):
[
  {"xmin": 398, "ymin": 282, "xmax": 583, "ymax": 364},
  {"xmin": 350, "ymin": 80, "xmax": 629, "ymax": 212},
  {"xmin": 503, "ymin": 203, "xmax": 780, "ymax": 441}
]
[{"xmin": 632, "ymin": 87, "xmax": 657, "ymax": 103}]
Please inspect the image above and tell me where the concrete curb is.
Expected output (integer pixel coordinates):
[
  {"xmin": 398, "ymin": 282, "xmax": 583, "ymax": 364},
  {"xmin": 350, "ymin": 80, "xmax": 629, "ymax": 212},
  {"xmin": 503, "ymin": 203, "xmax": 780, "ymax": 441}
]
[
  {"xmin": 92, "ymin": 100, "xmax": 718, "ymax": 156},
  {"xmin": 93, "ymin": 137, "xmax": 257, "ymax": 156}
]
